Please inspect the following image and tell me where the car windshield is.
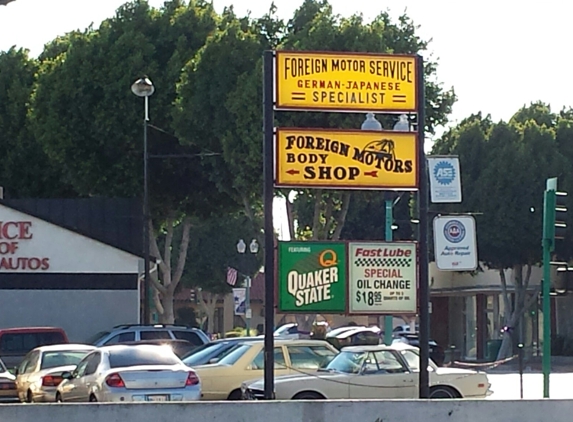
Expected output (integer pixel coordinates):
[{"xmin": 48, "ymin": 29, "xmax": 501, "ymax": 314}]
[
  {"xmin": 322, "ymin": 351, "xmax": 366, "ymax": 374},
  {"xmin": 40, "ymin": 351, "xmax": 91, "ymax": 370},
  {"xmin": 217, "ymin": 344, "xmax": 253, "ymax": 366},
  {"xmin": 183, "ymin": 343, "xmax": 231, "ymax": 366},
  {"xmin": 108, "ymin": 347, "xmax": 181, "ymax": 368},
  {"xmin": 181, "ymin": 342, "xmax": 216, "ymax": 360},
  {"xmin": 85, "ymin": 331, "xmax": 110, "ymax": 345},
  {"xmin": 399, "ymin": 348, "xmax": 437, "ymax": 371}
]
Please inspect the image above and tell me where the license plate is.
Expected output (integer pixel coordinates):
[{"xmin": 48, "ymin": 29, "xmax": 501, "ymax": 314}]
[{"xmin": 147, "ymin": 395, "xmax": 169, "ymax": 402}]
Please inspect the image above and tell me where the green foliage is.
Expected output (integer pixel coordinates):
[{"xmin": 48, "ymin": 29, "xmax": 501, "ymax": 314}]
[
  {"xmin": 174, "ymin": 0, "xmax": 455, "ymax": 241},
  {"xmin": 0, "ymin": 48, "xmax": 74, "ymax": 197},
  {"xmin": 182, "ymin": 213, "xmax": 262, "ymax": 294},
  {"xmin": 340, "ymin": 192, "xmax": 414, "ymax": 241},
  {"xmin": 432, "ymin": 102, "xmax": 572, "ymax": 268},
  {"xmin": 30, "ymin": 0, "xmax": 235, "ymax": 220}
]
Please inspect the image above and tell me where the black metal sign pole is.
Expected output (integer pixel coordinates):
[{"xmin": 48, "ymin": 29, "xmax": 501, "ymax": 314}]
[
  {"xmin": 416, "ymin": 54, "xmax": 430, "ymax": 399},
  {"xmin": 262, "ymin": 50, "xmax": 275, "ymax": 400}
]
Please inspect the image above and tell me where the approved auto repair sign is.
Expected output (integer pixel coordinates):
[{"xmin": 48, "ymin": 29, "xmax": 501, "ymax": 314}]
[{"xmin": 348, "ymin": 242, "xmax": 417, "ymax": 314}]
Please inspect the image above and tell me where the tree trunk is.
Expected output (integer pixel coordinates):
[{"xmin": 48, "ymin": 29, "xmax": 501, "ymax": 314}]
[
  {"xmin": 496, "ymin": 265, "xmax": 537, "ymax": 360},
  {"xmin": 295, "ymin": 314, "xmax": 315, "ymax": 338},
  {"xmin": 159, "ymin": 288, "xmax": 175, "ymax": 324},
  {"xmin": 198, "ymin": 291, "xmax": 219, "ymax": 334}
]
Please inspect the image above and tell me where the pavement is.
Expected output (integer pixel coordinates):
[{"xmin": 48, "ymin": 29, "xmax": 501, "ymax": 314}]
[{"xmin": 486, "ymin": 372, "xmax": 573, "ymax": 400}]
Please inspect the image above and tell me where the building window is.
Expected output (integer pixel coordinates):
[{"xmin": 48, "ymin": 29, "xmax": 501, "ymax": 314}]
[{"xmin": 464, "ymin": 296, "xmax": 477, "ymax": 359}]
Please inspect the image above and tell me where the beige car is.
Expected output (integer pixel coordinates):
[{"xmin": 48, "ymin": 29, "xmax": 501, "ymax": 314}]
[
  {"xmin": 193, "ymin": 339, "xmax": 338, "ymax": 400},
  {"xmin": 243, "ymin": 343, "xmax": 492, "ymax": 400},
  {"xmin": 15, "ymin": 344, "xmax": 95, "ymax": 402}
]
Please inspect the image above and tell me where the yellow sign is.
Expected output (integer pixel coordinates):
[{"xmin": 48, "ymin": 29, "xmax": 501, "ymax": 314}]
[
  {"xmin": 275, "ymin": 128, "xmax": 418, "ymax": 190},
  {"xmin": 275, "ymin": 51, "xmax": 417, "ymax": 112}
]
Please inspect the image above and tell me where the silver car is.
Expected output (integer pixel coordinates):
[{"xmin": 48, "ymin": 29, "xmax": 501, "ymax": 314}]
[
  {"xmin": 56, "ymin": 344, "xmax": 201, "ymax": 402},
  {"xmin": 16, "ymin": 344, "xmax": 95, "ymax": 402}
]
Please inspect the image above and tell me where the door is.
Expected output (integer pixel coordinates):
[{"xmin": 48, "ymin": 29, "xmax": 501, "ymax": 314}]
[
  {"xmin": 17, "ymin": 351, "xmax": 39, "ymax": 401},
  {"xmin": 16, "ymin": 351, "xmax": 39, "ymax": 401},
  {"xmin": 247, "ymin": 347, "xmax": 288, "ymax": 379},
  {"xmin": 348, "ymin": 351, "xmax": 416, "ymax": 399},
  {"xmin": 62, "ymin": 356, "xmax": 90, "ymax": 402},
  {"xmin": 76, "ymin": 352, "xmax": 101, "ymax": 401}
]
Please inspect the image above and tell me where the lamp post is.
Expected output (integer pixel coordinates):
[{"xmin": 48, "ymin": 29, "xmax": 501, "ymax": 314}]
[
  {"xmin": 131, "ymin": 76, "xmax": 155, "ymax": 325},
  {"xmin": 237, "ymin": 238, "xmax": 259, "ymax": 335},
  {"xmin": 361, "ymin": 113, "xmax": 393, "ymax": 346}
]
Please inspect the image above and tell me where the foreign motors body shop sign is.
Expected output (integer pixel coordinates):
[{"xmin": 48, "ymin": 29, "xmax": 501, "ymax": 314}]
[
  {"xmin": 275, "ymin": 51, "xmax": 417, "ymax": 112},
  {"xmin": 275, "ymin": 128, "xmax": 418, "ymax": 190},
  {"xmin": 348, "ymin": 242, "xmax": 417, "ymax": 314},
  {"xmin": 278, "ymin": 242, "xmax": 347, "ymax": 313}
]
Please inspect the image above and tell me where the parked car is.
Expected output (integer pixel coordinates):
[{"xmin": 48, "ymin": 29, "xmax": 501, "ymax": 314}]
[
  {"xmin": 193, "ymin": 339, "xmax": 338, "ymax": 400},
  {"xmin": 86, "ymin": 324, "xmax": 210, "ymax": 348},
  {"xmin": 56, "ymin": 344, "xmax": 200, "ymax": 402},
  {"xmin": 0, "ymin": 327, "xmax": 69, "ymax": 369},
  {"xmin": 326, "ymin": 326, "xmax": 366, "ymax": 338},
  {"xmin": 274, "ymin": 322, "xmax": 330, "ymax": 339},
  {"xmin": 393, "ymin": 324, "xmax": 419, "ymax": 334},
  {"xmin": 326, "ymin": 327, "xmax": 381, "ymax": 350},
  {"xmin": 392, "ymin": 333, "xmax": 446, "ymax": 366},
  {"xmin": 243, "ymin": 342, "xmax": 492, "ymax": 400},
  {"xmin": 182, "ymin": 338, "xmax": 261, "ymax": 367},
  {"xmin": 15, "ymin": 344, "xmax": 95, "ymax": 402},
  {"xmin": 0, "ymin": 357, "xmax": 18, "ymax": 403},
  {"xmin": 120, "ymin": 340, "xmax": 196, "ymax": 359}
]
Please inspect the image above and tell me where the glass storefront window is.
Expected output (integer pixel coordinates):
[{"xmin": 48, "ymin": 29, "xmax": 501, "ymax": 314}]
[{"xmin": 464, "ymin": 296, "xmax": 477, "ymax": 359}]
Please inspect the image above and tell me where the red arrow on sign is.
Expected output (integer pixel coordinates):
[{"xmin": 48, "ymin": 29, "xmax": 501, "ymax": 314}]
[
  {"xmin": 364, "ymin": 170, "xmax": 378, "ymax": 177},
  {"xmin": 286, "ymin": 169, "xmax": 300, "ymax": 175}
]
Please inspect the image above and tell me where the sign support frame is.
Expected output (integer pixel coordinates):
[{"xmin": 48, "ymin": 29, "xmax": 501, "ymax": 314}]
[
  {"xmin": 416, "ymin": 54, "xmax": 430, "ymax": 399},
  {"xmin": 262, "ymin": 50, "xmax": 275, "ymax": 401}
]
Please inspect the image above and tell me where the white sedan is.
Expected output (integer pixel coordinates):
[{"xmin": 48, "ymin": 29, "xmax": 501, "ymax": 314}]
[{"xmin": 242, "ymin": 343, "xmax": 492, "ymax": 400}]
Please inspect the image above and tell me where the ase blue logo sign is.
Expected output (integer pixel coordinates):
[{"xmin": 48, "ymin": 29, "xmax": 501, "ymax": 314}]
[
  {"xmin": 433, "ymin": 160, "xmax": 456, "ymax": 185},
  {"xmin": 443, "ymin": 220, "xmax": 466, "ymax": 243}
]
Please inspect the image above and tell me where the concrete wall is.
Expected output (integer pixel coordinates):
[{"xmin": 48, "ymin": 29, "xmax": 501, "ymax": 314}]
[
  {"xmin": 0, "ymin": 400, "xmax": 572, "ymax": 422},
  {"xmin": 0, "ymin": 290, "xmax": 138, "ymax": 343}
]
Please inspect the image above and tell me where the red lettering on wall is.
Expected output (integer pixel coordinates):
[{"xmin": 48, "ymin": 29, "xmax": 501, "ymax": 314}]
[{"xmin": 0, "ymin": 221, "xmax": 33, "ymax": 240}]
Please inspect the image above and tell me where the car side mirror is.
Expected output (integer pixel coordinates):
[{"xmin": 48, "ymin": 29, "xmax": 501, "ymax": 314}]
[
  {"xmin": 61, "ymin": 371, "xmax": 73, "ymax": 380},
  {"xmin": 208, "ymin": 358, "xmax": 219, "ymax": 364},
  {"xmin": 13, "ymin": 367, "xmax": 18, "ymax": 376}
]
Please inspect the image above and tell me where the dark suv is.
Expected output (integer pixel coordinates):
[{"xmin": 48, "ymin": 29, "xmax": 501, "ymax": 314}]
[{"xmin": 86, "ymin": 324, "xmax": 210, "ymax": 348}]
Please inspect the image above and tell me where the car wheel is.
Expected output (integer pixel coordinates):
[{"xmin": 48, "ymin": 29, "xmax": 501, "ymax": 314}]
[
  {"xmin": 292, "ymin": 391, "xmax": 325, "ymax": 400},
  {"xmin": 56, "ymin": 393, "xmax": 63, "ymax": 403},
  {"xmin": 89, "ymin": 394, "xmax": 98, "ymax": 402},
  {"xmin": 429, "ymin": 386, "xmax": 459, "ymax": 399},
  {"xmin": 26, "ymin": 390, "xmax": 33, "ymax": 403},
  {"xmin": 227, "ymin": 389, "xmax": 242, "ymax": 400}
]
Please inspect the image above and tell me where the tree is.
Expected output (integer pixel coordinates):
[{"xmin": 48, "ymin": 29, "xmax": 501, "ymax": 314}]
[
  {"xmin": 0, "ymin": 48, "xmax": 74, "ymax": 198},
  {"xmin": 29, "ymin": 0, "xmax": 238, "ymax": 323},
  {"xmin": 432, "ymin": 103, "xmax": 569, "ymax": 358},
  {"xmin": 181, "ymin": 213, "xmax": 262, "ymax": 334},
  {"xmin": 174, "ymin": 0, "xmax": 455, "ymax": 332}
]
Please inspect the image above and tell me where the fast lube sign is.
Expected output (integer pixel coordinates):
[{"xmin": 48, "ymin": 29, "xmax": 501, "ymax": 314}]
[{"xmin": 278, "ymin": 242, "xmax": 346, "ymax": 313}]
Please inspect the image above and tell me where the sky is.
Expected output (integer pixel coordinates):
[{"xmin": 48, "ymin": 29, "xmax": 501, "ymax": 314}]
[
  {"xmin": 2, "ymin": 0, "xmax": 572, "ymax": 130},
  {"xmin": 1, "ymin": 0, "xmax": 572, "ymax": 238}
]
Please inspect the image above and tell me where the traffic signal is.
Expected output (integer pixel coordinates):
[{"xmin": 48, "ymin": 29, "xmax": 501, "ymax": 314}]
[
  {"xmin": 543, "ymin": 178, "xmax": 568, "ymax": 249},
  {"xmin": 554, "ymin": 192, "xmax": 568, "ymax": 240}
]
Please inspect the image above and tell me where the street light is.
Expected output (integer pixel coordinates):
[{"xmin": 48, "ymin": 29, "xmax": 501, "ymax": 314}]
[
  {"xmin": 237, "ymin": 238, "xmax": 259, "ymax": 334},
  {"xmin": 132, "ymin": 76, "xmax": 155, "ymax": 325}
]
